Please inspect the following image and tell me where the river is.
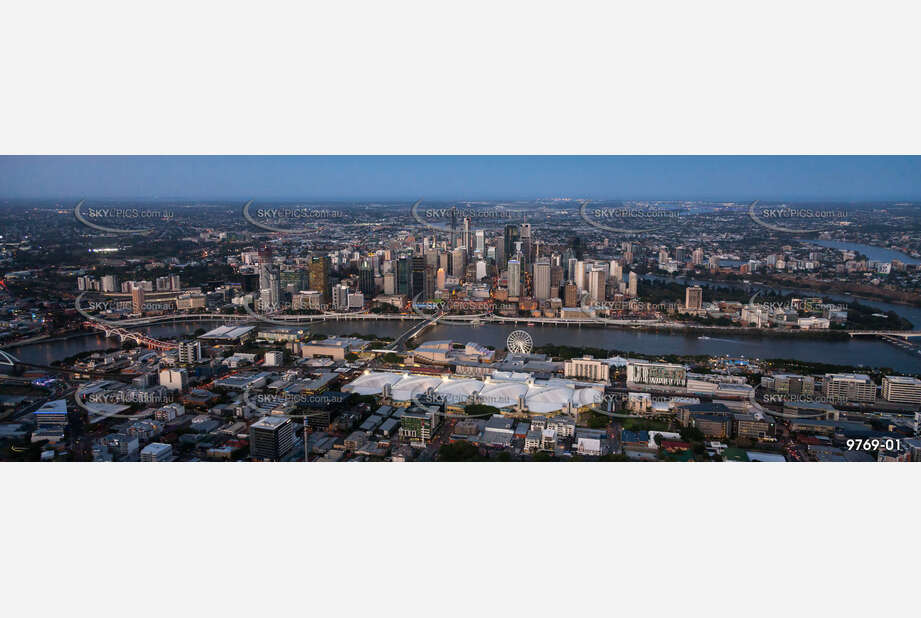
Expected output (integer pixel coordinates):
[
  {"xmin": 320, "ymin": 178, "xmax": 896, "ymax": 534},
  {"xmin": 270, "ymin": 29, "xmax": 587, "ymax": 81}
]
[
  {"xmin": 10, "ymin": 318, "xmax": 921, "ymax": 374},
  {"xmin": 806, "ymin": 240, "xmax": 921, "ymax": 265}
]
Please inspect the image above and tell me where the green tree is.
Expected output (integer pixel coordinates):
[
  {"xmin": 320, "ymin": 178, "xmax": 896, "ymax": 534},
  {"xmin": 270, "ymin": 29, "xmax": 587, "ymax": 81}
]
[
  {"xmin": 464, "ymin": 404, "xmax": 501, "ymax": 418},
  {"xmin": 437, "ymin": 441, "xmax": 486, "ymax": 461}
]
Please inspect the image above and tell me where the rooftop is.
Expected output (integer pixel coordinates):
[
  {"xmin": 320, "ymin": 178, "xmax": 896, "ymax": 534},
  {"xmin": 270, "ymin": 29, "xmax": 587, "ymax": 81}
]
[{"xmin": 251, "ymin": 416, "xmax": 290, "ymax": 430}]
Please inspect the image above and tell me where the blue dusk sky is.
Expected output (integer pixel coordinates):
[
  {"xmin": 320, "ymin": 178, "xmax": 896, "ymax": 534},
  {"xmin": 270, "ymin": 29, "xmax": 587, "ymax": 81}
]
[{"xmin": 1, "ymin": 156, "xmax": 919, "ymax": 202}]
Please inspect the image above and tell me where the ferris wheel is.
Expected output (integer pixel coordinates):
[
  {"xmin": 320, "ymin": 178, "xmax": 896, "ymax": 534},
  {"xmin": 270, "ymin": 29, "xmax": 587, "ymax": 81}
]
[{"xmin": 506, "ymin": 330, "xmax": 533, "ymax": 354}]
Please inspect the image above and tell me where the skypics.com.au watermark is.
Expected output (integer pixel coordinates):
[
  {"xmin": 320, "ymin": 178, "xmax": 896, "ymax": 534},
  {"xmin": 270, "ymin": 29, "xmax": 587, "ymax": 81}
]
[
  {"xmin": 241, "ymin": 297, "xmax": 360, "ymax": 326},
  {"xmin": 747, "ymin": 292, "xmax": 847, "ymax": 314},
  {"xmin": 242, "ymin": 390, "xmax": 365, "ymax": 418},
  {"xmin": 748, "ymin": 201, "xmax": 848, "ymax": 234},
  {"xmin": 74, "ymin": 200, "xmax": 174, "ymax": 235},
  {"xmin": 242, "ymin": 201, "xmax": 343, "ymax": 233},
  {"xmin": 411, "ymin": 200, "xmax": 531, "ymax": 234},
  {"xmin": 580, "ymin": 200, "xmax": 685, "ymax": 235},
  {"xmin": 582, "ymin": 298, "xmax": 681, "ymax": 314},
  {"xmin": 86, "ymin": 300, "xmax": 176, "ymax": 313}
]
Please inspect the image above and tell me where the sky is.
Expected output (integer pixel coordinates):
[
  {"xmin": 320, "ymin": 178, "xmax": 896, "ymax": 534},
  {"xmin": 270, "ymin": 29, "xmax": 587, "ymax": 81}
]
[{"xmin": 1, "ymin": 156, "xmax": 919, "ymax": 202}]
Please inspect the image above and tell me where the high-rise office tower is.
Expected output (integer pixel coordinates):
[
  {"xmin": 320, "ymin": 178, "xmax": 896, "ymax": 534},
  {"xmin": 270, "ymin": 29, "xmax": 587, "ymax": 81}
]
[
  {"xmin": 281, "ymin": 269, "xmax": 309, "ymax": 294},
  {"xmin": 519, "ymin": 223, "xmax": 532, "ymax": 266},
  {"xmin": 451, "ymin": 246, "xmax": 467, "ymax": 279},
  {"xmin": 250, "ymin": 416, "xmax": 295, "ymax": 461},
  {"xmin": 412, "ymin": 256, "xmax": 426, "ymax": 298},
  {"xmin": 396, "ymin": 256, "xmax": 412, "ymax": 297},
  {"xmin": 333, "ymin": 283, "xmax": 350, "ymax": 310},
  {"xmin": 685, "ymin": 286, "xmax": 703, "ymax": 311},
  {"xmin": 474, "ymin": 229, "xmax": 485, "ymax": 255},
  {"xmin": 475, "ymin": 260, "xmax": 487, "ymax": 281},
  {"xmin": 508, "ymin": 258, "xmax": 521, "ymax": 298},
  {"xmin": 588, "ymin": 268, "xmax": 605, "ymax": 303},
  {"xmin": 575, "ymin": 261, "xmax": 585, "ymax": 292},
  {"xmin": 308, "ymin": 256, "xmax": 331, "ymax": 305},
  {"xmin": 564, "ymin": 282, "xmax": 578, "ymax": 307},
  {"xmin": 259, "ymin": 263, "xmax": 281, "ymax": 310},
  {"xmin": 533, "ymin": 258, "xmax": 551, "ymax": 300},
  {"xmin": 436, "ymin": 267, "xmax": 446, "ymax": 290},
  {"xmin": 383, "ymin": 272, "xmax": 396, "ymax": 295},
  {"xmin": 550, "ymin": 265, "xmax": 563, "ymax": 297},
  {"xmin": 611, "ymin": 261, "xmax": 623, "ymax": 285},
  {"xmin": 131, "ymin": 285, "xmax": 145, "ymax": 315},
  {"xmin": 503, "ymin": 225, "xmax": 520, "ymax": 268},
  {"xmin": 462, "ymin": 216, "xmax": 470, "ymax": 250},
  {"xmin": 359, "ymin": 265, "xmax": 374, "ymax": 297}
]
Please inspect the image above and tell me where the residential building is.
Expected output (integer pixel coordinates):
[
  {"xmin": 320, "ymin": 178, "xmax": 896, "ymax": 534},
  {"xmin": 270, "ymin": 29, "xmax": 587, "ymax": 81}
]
[
  {"xmin": 627, "ymin": 362, "xmax": 687, "ymax": 387},
  {"xmin": 563, "ymin": 356, "xmax": 610, "ymax": 383},
  {"xmin": 881, "ymin": 376, "xmax": 921, "ymax": 405},
  {"xmin": 823, "ymin": 373, "xmax": 877, "ymax": 403}
]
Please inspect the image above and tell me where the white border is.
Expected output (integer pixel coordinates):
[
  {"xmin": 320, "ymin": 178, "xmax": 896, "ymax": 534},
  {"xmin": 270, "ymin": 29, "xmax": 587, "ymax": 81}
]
[
  {"xmin": 1, "ymin": 1, "xmax": 919, "ymax": 154},
  {"xmin": 3, "ymin": 2, "xmax": 921, "ymax": 616}
]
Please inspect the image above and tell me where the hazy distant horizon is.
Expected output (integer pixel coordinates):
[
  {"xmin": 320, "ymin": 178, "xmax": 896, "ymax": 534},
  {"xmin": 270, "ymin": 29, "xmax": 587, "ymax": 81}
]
[{"xmin": 1, "ymin": 155, "xmax": 920, "ymax": 202}]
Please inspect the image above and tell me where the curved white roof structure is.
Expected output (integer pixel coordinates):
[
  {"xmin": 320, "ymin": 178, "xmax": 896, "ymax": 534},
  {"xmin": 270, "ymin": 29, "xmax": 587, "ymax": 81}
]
[
  {"xmin": 390, "ymin": 374, "xmax": 445, "ymax": 402},
  {"xmin": 524, "ymin": 385, "xmax": 575, "ymax": 414},
  {"xmin": 571, "ymin": 387, "xmax": 604, "ymax": 408},
  {"xmin": 342, "ymin": 371, "xmax": 604, "ymax": 414},
  {"xmin": 342, "ymin": 371, "xmax": 403, "ymax": 396},
  {"xmin": 478, "ymin": 380, "xmax": 529, "ymax": 409},
  {"xmin": 433, "ymin": 378, "xmax": 483, "ymax": 405}
]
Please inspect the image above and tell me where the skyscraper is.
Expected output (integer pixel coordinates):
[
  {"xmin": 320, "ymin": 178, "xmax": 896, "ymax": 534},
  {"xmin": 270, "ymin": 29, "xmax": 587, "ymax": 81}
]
[
  {"xmin": 412, "ymin": 256, "xmax": 426, "ymax": 299},
  {"xmin": 611, "ymin": 261, "xmax": 623, "ymax": 285},
  {"xmin": 519, "ymin": 223, "xmax": 532, "ymax": 266},
  {"xmin": 435, "ymin": 267, "xmax": 445, "ymax": 290},
  {"xmin": 131, "ymin": 285, "xmax": 145, "ymax": 315},
  {"xmin": 309, "ymin": 256, "xmax": 331, "ymax": 305},
  {"xmin": 474, "ymin": 229, "xmax": 485, "ymax": 255},
  {"xmin": 359, "ymin": 265, "xmax": 374, "ymax": 297},
  {"xmin": 508, "ymin": 258, "xmax": 521, "ymax": 298},
  {"xmin": 396, "ymin": 256, "xmax": 412, "ymax": 297},
  {"xmin": 588, "ymin": 268, "xmax": 605, "ymax": 303},
  {"xmin": 564, "ymin": 281, "xmax": 578, "ymax": 307},
  {"xmin": 533, "ymin": 258, "xmax": 551, "ymax": 300},
  {"xmin": 574, "ymin": 261, "xmax": 585, "ymax": 292},
  {"xmin": 685, "ymin": 285, "xmax": 703, "ymax": 311},
  {"xmin": 451, "ymin": 246, "xmax": 467, "ymax": 279},
  {"xmin": 550, "ymin": 265, "xmax": 563, "ymax": 298},
  {"xmin": 628, "ymin": 271, "xmax": 638, "ymax": 297},
  {"xmin": 259, "ymin": 263, "xmax": 281, "ymax": 310},
  {"xmin": 503, "ymin": 225, "xmax": 520, "ymax": 268}
]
